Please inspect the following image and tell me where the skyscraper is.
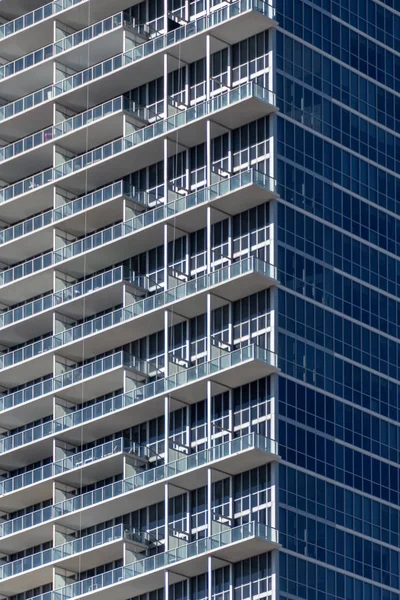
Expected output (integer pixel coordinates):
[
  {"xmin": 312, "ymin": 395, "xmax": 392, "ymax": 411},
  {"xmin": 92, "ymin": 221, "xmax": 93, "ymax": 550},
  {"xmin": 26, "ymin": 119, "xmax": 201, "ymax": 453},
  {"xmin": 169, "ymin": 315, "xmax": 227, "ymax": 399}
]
[
  {"xmin": 0, "ymin": 1, "xmax": 398, "ymax": 600},
  {"xmin": 276, "ymin": 1, "xmax": 400, "ymax": 599}
]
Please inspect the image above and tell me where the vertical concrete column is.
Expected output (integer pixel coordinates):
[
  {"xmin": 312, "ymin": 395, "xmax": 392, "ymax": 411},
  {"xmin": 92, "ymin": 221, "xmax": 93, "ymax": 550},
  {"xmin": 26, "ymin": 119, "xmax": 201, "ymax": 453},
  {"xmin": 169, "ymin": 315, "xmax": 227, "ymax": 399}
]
[
  {"xmin": 163, "ymin": 52, "xmax": 169, "ymax": 119},
  {"xmin": 206, "ymin": 35, "xmax": 211, "ymax": 101},
  {"xmin": 208, "ymin": 555, "xmax": 213, "ymax": 600},
  {"xmin": 162, "ymin": 0, "xmax": 170, "ymax": 581}
]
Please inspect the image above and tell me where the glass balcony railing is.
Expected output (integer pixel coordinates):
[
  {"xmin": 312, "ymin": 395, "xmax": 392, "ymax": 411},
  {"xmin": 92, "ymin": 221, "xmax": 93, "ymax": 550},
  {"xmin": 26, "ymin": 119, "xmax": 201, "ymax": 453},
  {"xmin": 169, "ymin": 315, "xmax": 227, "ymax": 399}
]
[
  {"xmin": 55, "ymin": 256, "xmax": 276, "ymax": 345},
  {"xmin": 0, "ymin": 181, "xmax": 125, "ymax": 245},
  {"xmin": 0, "ymin": 523, "xmax": 126, "ymax": 580},
  {"xmin": 0, "ymin": 350, "xmax": 130, "ymax": 417},
  {"xmin": 0, "ymin": 81, "xmax": 274, "ymax": 204},
  {"xmin": 53, "ymin": 345, "xmax": 276, "ymax": 434},
  {"xmin": 0, "ymin": 13, "xmax": 128, "ymax": 81},
  {"xmin": 0, "ymin": 0, "xmax": 275, "ymax": 126},
  {"xmin": 0, "ymin": 168, "xmax": 274, "ymax": 289},
  {"xmin": 0, "ymin": 266, "xmax": 128, "ymax": 329},
  {"xmin": 58, "ymin": 344, "xmax": 276, "ymax": 426},
  {"xmin": 0, "ymin": 97, "xmax": 136, "ymax": 163},
  {"xmin": 0, "ymin": 335, "xmax": 55, "ymax": 370},
  {"xmin": 0, "ymin": 344, "xmax": 275, "ymax": 458},
  {"xmin": 56, "ymin": 84, "xmax": 273, "ymax": 179},
  {"xmin": 0, "ymin": 420, "xmax": 55, "ymax": 454},
  {"xmin": 0, "ymin": 257, "xmax": 276, "ymax": 371},
  {"xmin": 0, "ymin": 305, "xmax": 160, "ymax": 368},
  {"xmin": 52, "ymin": 524, "xmax": 149, "ymax": 560},
  {"xmin": 0, "ymin": 433, "xmax": 277, "ymax": 539},
  {"xmin": 0, "ymin": 251, "xmax": 53, "ymax": 287},
  {"xmin": 106, "ymin": 523, "xmax": 274, "ymax": 593},
  {"xmin": 0, "ymin": 170, "xmax": 271, "ymax": 282},
  {"xmin": 48, "ymin": 522, "xmax": 277, "ymax": 600},
  {"xmin": 0, "ymin": 0, "xmax": 85, "ymax": 41},
  {"xmin": 0, "ymin": 438, "xmax": 152, "ymax": 496},
  {"xmin": 55, "ymin": 438, "xmax": 156, "ymax": 475},
  {"xmin": 0, "ymin": 463, "xmax": 53, "ymax": 496}
]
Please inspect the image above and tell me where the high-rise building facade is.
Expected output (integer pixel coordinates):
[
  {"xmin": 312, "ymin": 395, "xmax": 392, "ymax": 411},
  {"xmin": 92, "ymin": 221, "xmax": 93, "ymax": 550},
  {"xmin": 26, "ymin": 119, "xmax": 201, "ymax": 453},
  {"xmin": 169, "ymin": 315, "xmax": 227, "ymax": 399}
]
[
  {"xmin": 276, "ymin": 1, "xmax": 400, "ymax": 599},
  {"xmin": 0, "ymin": 1, "xmax": 398, "ymax": 600}
]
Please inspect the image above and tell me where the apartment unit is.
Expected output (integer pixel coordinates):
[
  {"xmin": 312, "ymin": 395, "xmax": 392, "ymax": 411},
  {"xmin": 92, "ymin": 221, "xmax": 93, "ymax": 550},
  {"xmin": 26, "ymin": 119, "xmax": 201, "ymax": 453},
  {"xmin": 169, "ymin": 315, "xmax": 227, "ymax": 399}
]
[{"xmin": 0, "ymin": 0, "xmax": 399, "ymax": 600}]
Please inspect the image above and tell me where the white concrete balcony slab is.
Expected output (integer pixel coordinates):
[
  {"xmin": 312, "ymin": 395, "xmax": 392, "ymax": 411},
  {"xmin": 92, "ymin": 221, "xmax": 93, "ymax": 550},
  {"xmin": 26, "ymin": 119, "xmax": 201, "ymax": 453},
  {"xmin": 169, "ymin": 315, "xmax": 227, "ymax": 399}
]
[
  {"xmin": 0, "ymin": 167, "xmax": 276, "ymax": 308},
  {"xmin": 54, "ymin": 257, "xmax": 277, "ymax": 365},
  {"xmin": 0, "ymin": 524, "xmax": 143, "ymax": 596},
  {"xmin": 0, "ymin": 180, "xmax": 126, "ymax": 261},
  {"xmin": 54, "ymin": 344, "xmax": 278, "ymax": 448},
  {"xmin": 0, "ymin": 438, "xmax": 152, "ymax": 512},
  {"xmin": 0, "ymin": 256, "xmax": 277, "ymax": 388},
  {"xmin": 0, "ymin": 12, "xmax": 136, "ymax": 102},
  {"xmin": 0, "ymin": 434, "xmax": 278, "ymax": 554},
  {"xmin": 0, "ymin": 0, "xmax": 276, "ymax": 140},
  {"xmin": 0, "ymin": 97, "xmax": 138, "ymax": 184},
  {"xmin": 49, "ymin": 523, "xmax": 278, "ymax": 600},
  {"xmin": 0, "ymin": 267, "xmax": 129, "ymax": 347},
  {"xmin": 0, "ymin": 351, "xmax": 132, "ymax": 430},
  {"xmin": 0, "ymin": 82, "xmax": 276, "ymax": 221},
  {"xmin": 0, "ymin": 341, "xmax": 277, "ymax": 469},
  {"xmin": 0, "ymin": 0, "xmax": 139, "ymax": 61}
]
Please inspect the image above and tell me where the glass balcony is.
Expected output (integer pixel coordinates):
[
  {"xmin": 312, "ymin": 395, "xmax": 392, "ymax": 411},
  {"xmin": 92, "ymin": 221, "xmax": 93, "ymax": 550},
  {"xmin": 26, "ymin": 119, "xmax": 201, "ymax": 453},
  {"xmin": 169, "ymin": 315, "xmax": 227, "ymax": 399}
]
[
  {"xmin": 50, "ymin": 522, "xmax": 277, "ymax": 600},
  {"xmin": 0, "ymin": 256, "xmax": 275, "ymax": 371},
  {"xmin": 0, "ymin": 181, "xmax": 124, "ymax": 245},
  {"xmin": 0, "ymin": 351, "xmax": 129, "ymax": 417},
  {"xmin": 0, "ymin": 335, "xmax": 55, "ymax": 371},
  {"xmin": 0, "ymin": 266, "xmax": 126, "ymax": 329},
  {"xmin": 55, "ymin": 344, "xmax": 277, "ymax": 432},
  {"xmin": 0, "ymin": 504, "xmax": 54, "ymax": 538},
  {"xmin": 0, "ymin": 523, "xmax": 125, "ymax": 580},
  {"xmin": 0, "ymin": 433, "xmax": 277, "ymax": 538},
  {"xmin": 0, "ymin": 81, "xmax": 274, "ymax": 205},
  {"xmin": 54, "ymin": 12, "xmax": 129, "ymax": 54},
  {"xmin": 0, "ymin": 252, "xmax": 53, "ymax": 287},
  {"xmin": 52, "ymin": 523, "xmax": 140, "ymax": 560},
  {"xmin": 0, "ymin": 0, "xmax": 275, "ymax": 126},
  {"xmin": 0, "ymin": 12, "xmax": 127, "ymax": 81},
  {"xmin": 0, "ymin": 420, "xmax": 55, "ymax": 455},
  {"xmin": 0, "ymin": 317, "xmax": 155, "ymax": 372},
  {"xmin": 54, "ymin": 438, "xmax": 156, "ymax": 475},
  {"xmin": 58, "ymin": 84, "xmax": 274, "ymax": 179},
  {"xmin": 0, "ymin": 463, "xmax": 53, "ymax": 496},
  {"xmin": 0, "ymin": 168, "xmax": 273, "ymax": 288},
  {"xmin": 56, "ymin": 256, "xmax": 276, "ymax": 345},
  {"xmin": 0, "ymin": 543, "xmax": 53, "ymax": 579},
  {"xmin": 0, "ymin": 438, "xmax": 152, "ymax": 496},
  {"xmin": 0, "ymin": 0, "xmax": 85, "ymax": 42},
  {"xmin": 0, "ymin": 97, "xmax": 134, "ymax": 163}
]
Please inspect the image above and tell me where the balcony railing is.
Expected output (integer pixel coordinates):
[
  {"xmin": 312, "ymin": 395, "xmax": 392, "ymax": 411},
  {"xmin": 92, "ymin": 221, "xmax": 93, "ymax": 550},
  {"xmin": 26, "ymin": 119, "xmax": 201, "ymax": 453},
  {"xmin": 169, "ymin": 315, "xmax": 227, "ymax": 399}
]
[
  {"xmin": 56, "ymin": 256, "xmax": 276, "ymax": 344},
  {"xmin": 0, "ymin": 168, "xmax": 274, "ymax": 288},
  {"xmin": 0, "ymin": 13, "xmax": 131, "ymax": 81},
  {"xmin": 0, "ymin": 257, "xmax": 276, "ymax": 371},
  {"xmin": 0, "ymin": 266, "xmax": 127, "ymax": 329},
  {"xmin": 0, "ymin": 181, "xmax": 126, "ymax": 246},
  {"xmin": 0, "ymin": 81, "xmax": 274, "ymax": 205},
  {"xmin": 0, "ymin": 0, "xmax": 85, "ymax": 41},
  {"xmin": 54, "ymin": 344, "xmax": 277, "ymax": 428},
  {"xmin": 0, "ymin": 351, "xmax": 132, "ymax": 418},
  {"xmin": 0, "ymin": 97, "xmax": 137, "ymax": 163},
  {"xmin": 0, "ymin": 434, "xmax": 277, "ymax": 538},
  {"xmin": 0, "ymin": 523, "xmax": 135, "ymax": 580},
  {"xmin": 0, "ymin": 0, "xmax": 275, "ymax": 126},
  {"xmin": 0, "ymin": 438, "xmax": 153, "ymax": 496},
  {"xmin": 50, "ymin": 522, "xmax": 277, "ymax": 600},
  {"xmin": 0, "ymin": 344, "xmax": 275, "ymax": 456}
]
